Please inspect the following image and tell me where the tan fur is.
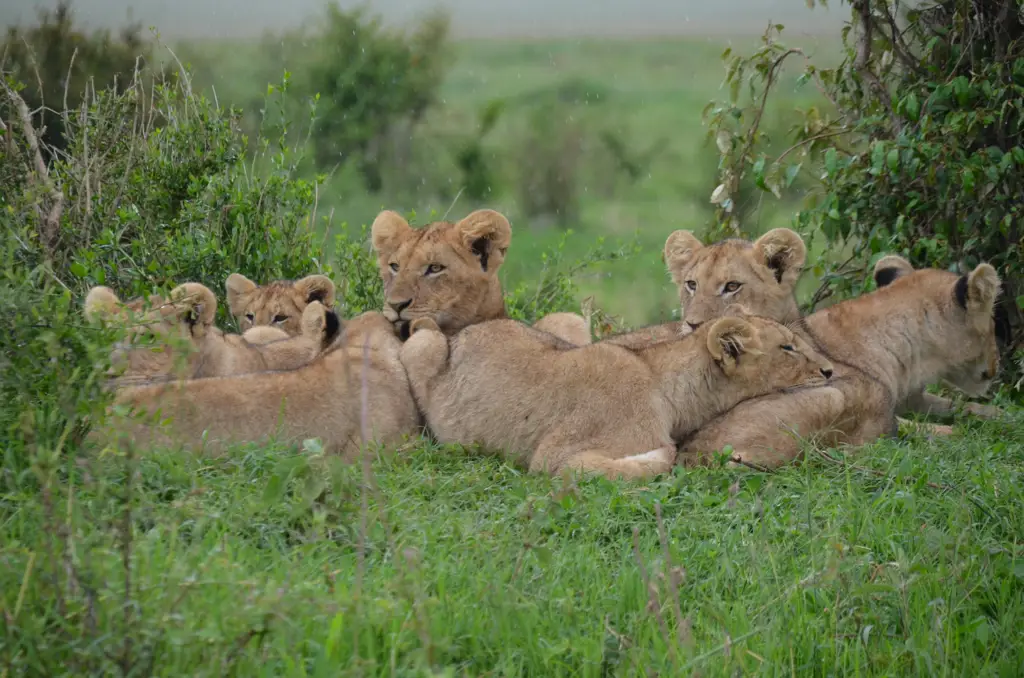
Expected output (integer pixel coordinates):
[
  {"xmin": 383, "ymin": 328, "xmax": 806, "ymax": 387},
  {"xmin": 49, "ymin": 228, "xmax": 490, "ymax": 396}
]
[
  {"xmin": 370, "ymin": 208, "xmax": 589, "ymax": 343},
  {"xmin": 225, "ymin": 273, "xmax": 337, "ymax": 336},
  {"xmin": 872, "ymin": 255, "xmax": 1003, "ymax": 419},
  {"xmin": 665, "ymin": 227, "xmax": 806, "ymax": 329},
  {"xmin": 92, "ymin": 312, "xmax": 420, "ymax": 460},
  {"xmin": 593, "ymin": 228, "xmax": 808, "ymax": 349},
  {"xmin": 84, "ymin": 283, "xmax": 336, "ymax": 385},
  {"xmin": 679, "ymin": 261, "xmax": 1002, "ymax": 469},
  {"xmin": 399, "ymin": 307, "xmax": 833, "ymax": 481}
]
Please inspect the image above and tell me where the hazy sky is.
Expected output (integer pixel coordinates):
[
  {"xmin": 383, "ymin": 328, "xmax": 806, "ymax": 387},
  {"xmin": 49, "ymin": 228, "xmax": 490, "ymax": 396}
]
[{"xmin": 1, "ymin": 0, "xmax": 845, "ymax": 39}]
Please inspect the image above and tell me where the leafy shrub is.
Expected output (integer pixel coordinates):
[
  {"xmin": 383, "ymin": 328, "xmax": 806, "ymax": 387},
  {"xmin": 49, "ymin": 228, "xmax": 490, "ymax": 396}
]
[
  {"xmin": 303, "ymin": 2, "xmax": 451, "ymax": 192},
  {"xmin": 705, "ymin": 1, "xmax": 1024, "ymax": 390},
  {"xmin": 0, "ymin": 0, "xmax": 151, "ymax": 156}
]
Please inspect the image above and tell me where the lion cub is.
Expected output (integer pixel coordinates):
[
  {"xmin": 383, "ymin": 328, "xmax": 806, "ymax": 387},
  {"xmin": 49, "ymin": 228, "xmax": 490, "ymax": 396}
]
[
  {"xmin": 225, "ymin": 272, "xmax": 336, "ymax": 337},
  {"xmin": 97, "ymin": 311, "xmax": 419, "ymax": 460},
  {"xmin": 399, "ymin": 308, "xmax": 834, "ymax": 480},
  {"xmin": 84, "ymin": 282, "xmax": 339, "ymax": 384}
]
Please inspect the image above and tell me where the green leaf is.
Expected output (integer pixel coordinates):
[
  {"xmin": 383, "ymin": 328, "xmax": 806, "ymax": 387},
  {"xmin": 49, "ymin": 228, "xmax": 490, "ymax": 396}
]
[
  {"xmin": 904, "ymin": 93, "xmax": 920, "ymax": 121},
  {"xmin": 824, "ymin": 148, "xmax": 837, "ymax": 175},
  {"xmin": 784, "ymin": 163, "xmax": 802, "ymax": 187},
  {"xmin": 69, "ymin": 263, "xmax": 87, "ymax": 277},
  {"xmin": 886, "ymin": 148, "xmax": 899, "ymax": 172}
]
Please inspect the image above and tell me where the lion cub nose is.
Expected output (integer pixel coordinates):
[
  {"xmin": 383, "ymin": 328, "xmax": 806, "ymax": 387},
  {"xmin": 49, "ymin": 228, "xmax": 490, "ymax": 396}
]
[
  {"xmin": 388, "ymin": 299, "xmax": 412, "ymax": 313},
  {"xmin": 820, "ymin": 367, "xmax": 833, "ymax": 379}
]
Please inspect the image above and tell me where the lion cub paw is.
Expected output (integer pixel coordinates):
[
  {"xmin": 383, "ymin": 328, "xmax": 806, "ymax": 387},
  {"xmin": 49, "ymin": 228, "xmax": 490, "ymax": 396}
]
[{"xmin": 409, "ymin": 318, "xmax": 442, "ymax": 335}]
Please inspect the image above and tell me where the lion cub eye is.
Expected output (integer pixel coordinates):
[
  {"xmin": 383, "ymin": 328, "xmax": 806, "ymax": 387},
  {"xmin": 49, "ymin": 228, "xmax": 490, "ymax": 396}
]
[
  {"xmin": 244, "ymin": 313, "xmax": 255, "ymax": 322},
  {"xmin": 389, "ymin": 262, "xmax": 399, "ymax": 272},
  {"xmin": 723, "ymin": 281, "xmax": 742, "ymax": 294},
  {"xmin": 684, "ymin": 280, "xmax": 697, "ymax": 292},
  {"xmin": 781, "ymin": 344, "xmax": 795, "ymax": 352},
  {"xmin": 425, "ymin": 263, "xmax": 446, "ymax": 275},
  {"xmin": 273, "ymin": 314, "xmax": 288, "ymax": 324}
]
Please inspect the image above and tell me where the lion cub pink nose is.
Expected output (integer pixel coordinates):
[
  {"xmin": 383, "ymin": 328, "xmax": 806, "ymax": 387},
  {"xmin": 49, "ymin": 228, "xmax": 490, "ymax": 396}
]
[{"xmin": 820, "ymin": 367, "xmax": 833, "ymax": 379}]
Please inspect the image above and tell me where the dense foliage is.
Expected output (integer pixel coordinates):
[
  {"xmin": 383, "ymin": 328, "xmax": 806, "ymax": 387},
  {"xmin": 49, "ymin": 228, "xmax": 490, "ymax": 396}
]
[{"xmin": 705, "ymin": 0, "xmax": 1023, "ymax": 385}]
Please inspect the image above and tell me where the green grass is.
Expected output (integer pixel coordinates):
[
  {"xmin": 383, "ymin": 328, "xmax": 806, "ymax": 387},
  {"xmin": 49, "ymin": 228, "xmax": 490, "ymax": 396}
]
[
  {"xmin": 4, "ymin": 414, "xmax": 1023, "ymax": 674},
  {"xmin": 177, "ymin": 35, "xmax": 842, "ymax": 326}
]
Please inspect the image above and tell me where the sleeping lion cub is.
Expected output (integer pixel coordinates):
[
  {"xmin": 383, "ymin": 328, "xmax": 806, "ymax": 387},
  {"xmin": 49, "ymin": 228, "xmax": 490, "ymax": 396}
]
[
  {"xmin": 84, "ymin": 282, "xmax": 339, "ymax": 385},
  {"xmin": 399, "ymin": 307, "xmax": 834, "ymax": 480}
]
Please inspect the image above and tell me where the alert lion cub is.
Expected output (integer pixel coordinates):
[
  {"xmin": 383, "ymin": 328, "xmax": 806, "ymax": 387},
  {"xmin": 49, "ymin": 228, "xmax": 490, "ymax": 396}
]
[
  {"xmin": 225, "ymin": 272, "xmax": 336, "ymax": 336},
  {"xmin": 600, "ymin": 227, "xmax": 806, "ymax": 348},
  {"xmin": 679, "ymin": 259, "xmax": 1003, "ymax": 469},
  {"xmin": 95, "ymin": 311, "xmax": 420, "ymax": 460},
  {"xmin": 370, "ymin": 208, "xmax": 590, "ymax": 343},
  {"xmin": 84, "ymin": 282, "xmax": 339, "ymax": 384},
  {"xmin": 399, "ymin": 308, "xmax": 833, "ymax": 480}
]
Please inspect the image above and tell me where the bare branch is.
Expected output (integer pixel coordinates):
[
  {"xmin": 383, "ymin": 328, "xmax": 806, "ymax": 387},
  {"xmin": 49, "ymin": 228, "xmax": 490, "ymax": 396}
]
[{"xmin": 2, "ymin": 81, "xmax": 65, "ymax": 255}]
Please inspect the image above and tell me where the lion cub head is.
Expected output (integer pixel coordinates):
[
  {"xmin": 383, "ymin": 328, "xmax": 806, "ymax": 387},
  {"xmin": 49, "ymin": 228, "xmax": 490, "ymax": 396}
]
[
  {"xmin": 85, "ymin": 283, "xmax": 218, "ymax": 380},
  {"xmin": 225, "ymin": 273, "xmax": 336, "ymax": 336},
  {"xmin": 371, "ymin": 209, "xmax": 511, "ymax": 338},
  {"xmin": 872, "ymin": 255, "xmax": 1003, "ymax": 397},
  {"xmin": 664, "ymin": 228, "xmax": 806, "ymax": 329},
  {"xmin": 708, "ymin": 305, "xmax": 833, "ymax": 388}
]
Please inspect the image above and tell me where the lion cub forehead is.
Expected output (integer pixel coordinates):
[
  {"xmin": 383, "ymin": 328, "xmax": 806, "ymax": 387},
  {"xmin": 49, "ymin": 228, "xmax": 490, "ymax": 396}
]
[{"xmin": 688, "ymin": 242, "xmax": 762, "ymax": 281}]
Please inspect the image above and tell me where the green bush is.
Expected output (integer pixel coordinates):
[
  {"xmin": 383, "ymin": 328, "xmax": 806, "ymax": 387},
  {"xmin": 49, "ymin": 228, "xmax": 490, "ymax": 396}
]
[
  {"xmin": 0, "ymin": 0, "xmax": 151, "ymax": 156},
  {"xmin": 705, "ymin": 1, "xmax": 1023, "ymax": 390},
  {"xmin": 303, "ymin": 2, "xmax": 451, "ymax": 192}
]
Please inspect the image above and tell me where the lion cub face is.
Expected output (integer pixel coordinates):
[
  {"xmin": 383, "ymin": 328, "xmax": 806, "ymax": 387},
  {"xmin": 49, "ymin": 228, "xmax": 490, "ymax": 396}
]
[
  {"xmin": 664, "ymin": 228, "xmax": 807, "ymax": 329},
  {"xmin": 84, "ymin": 283, "xmax": 217, "ymax": 380},
  {"xmin": 873, "ymin": 256, "xmax": 1003, "ymax": 397},
  {"xmin": 225, "ymin": 273, "xmax": 336, "ymax": 337},
  {"xmin": 709, "ymin": 310, "xmax": 833, "ymax": 388},
  {"xmin": 371, "ymin": 209, "xmax": 511, "ymax": 337}
]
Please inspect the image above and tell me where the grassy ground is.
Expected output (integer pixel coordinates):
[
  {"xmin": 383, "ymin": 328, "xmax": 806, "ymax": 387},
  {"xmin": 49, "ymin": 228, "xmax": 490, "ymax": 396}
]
[
  {"xmin": 178, "ymin": 35, "xmax": 841, "ymax": 327},
  {"xmin": 4, "ymin": 414, "xmax": 1022, "ymax": 674}
]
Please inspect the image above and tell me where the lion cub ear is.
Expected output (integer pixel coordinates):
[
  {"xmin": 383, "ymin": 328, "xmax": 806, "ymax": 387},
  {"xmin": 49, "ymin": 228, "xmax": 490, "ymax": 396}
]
[
  {"xmin": 299, "ymin": 301, "xmax": 341, "ymax": 346},
  {"xmin": 84, "ymin": 286, "xmax": 124, "ymax": 322},
  {"xmin": 371, "ymin": 210, "xmax": 413, "ymax": 258},
  {"xmin": 294, "ymin": 274, "xmax": 337, "ymax": 308},
  {"xmin": 872, "ymin": 255, "xmax": 914, "ymax": 288},
  {"xmin": 753, "ymin": 228, "xmax": 806, "ymax": 286},
  {"xmin": 455, "ymin": 209, "xmax": 512, "ymax": 272},
  {"xmin": 168, "ymin": 283, "xmax": 218, "ymax": 337},
  {"xmin": 663, "ymin": 231, "xmax": 702, "ymax": 286},
  {"xmin": 956, "ymin": 263, "xmax": 1001, "ymax": 318},
  {"xmin": 706, "ymin": 316, "xmax": 762, "ymax": 373},
  {"xmin": 225, "ymin": 273, "xmax": 257, "ymax": 317}
]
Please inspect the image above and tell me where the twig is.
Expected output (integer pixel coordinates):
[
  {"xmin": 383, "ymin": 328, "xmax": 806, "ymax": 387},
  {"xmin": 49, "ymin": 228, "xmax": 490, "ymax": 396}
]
[
  {"xmin": 441, "ymin": 186, "xmax": 465, "ymax": 222},
  {"xmin": 119, "ymin": 436, "xmax": 137, "ymax": 677},
  {"xmin": 852, "ymin": 0, "xmax": 901, "ymax": 132},
  {"xmin": 2, "ymin": 81, "xmax": 65, "ymax": 255},
  {"xmin": 775, "ymin": 129, "xmax": 849, "ymax": 165}
]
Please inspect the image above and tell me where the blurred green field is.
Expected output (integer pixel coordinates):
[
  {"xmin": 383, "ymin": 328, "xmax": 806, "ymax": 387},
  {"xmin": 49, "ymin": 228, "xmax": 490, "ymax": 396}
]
[{"xmin": 179, "ymin": 34, "xmax": 841, "ymax": 327}]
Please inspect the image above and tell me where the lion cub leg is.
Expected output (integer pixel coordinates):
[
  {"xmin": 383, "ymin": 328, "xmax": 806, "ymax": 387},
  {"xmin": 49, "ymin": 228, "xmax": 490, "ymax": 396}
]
[
  {"xmin": 533, "ymin": 312, "xmax": 592, "ymax": 346},
  {"xmin": 399, "ymin": 318, "xmax": 450, "ymax": 391},
  {"xmin": 531, "ymin": 442, "xmax": 675, "ymax": 481},
  {"xmin": 904, "ymin": 390, "xmax": 1003, "ymax": 420}
]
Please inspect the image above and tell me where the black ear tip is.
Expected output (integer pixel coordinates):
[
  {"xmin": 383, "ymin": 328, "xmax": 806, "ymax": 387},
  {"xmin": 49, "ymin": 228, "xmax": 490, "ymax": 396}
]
[{"xmin": 954, "ymin": 275, "xmax": 969, "ymax": 309}]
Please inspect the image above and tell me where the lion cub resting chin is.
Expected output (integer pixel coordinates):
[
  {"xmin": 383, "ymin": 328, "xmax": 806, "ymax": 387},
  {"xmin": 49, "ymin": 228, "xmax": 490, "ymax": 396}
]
[
  {"xmin": 95, "ymin": 311, "xmax": 420, "ymax": 460},
  {"xmin": 399, "ymin": 307, "xmax": 834, "ymax": 481},
  {"xmin": 84, "ymin": 282, "xmax": 339, "ymax": 385}
]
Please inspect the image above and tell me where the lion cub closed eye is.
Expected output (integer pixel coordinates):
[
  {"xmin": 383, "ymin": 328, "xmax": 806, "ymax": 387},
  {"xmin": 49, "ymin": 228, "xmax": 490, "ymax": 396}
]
[
  {"xmin": 84, "ymin": 283, "xmax": 340, "ymax": 385},
  {"xmin": 399, "ymin": 306, "xmax": 833, "ymax": 481}
]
